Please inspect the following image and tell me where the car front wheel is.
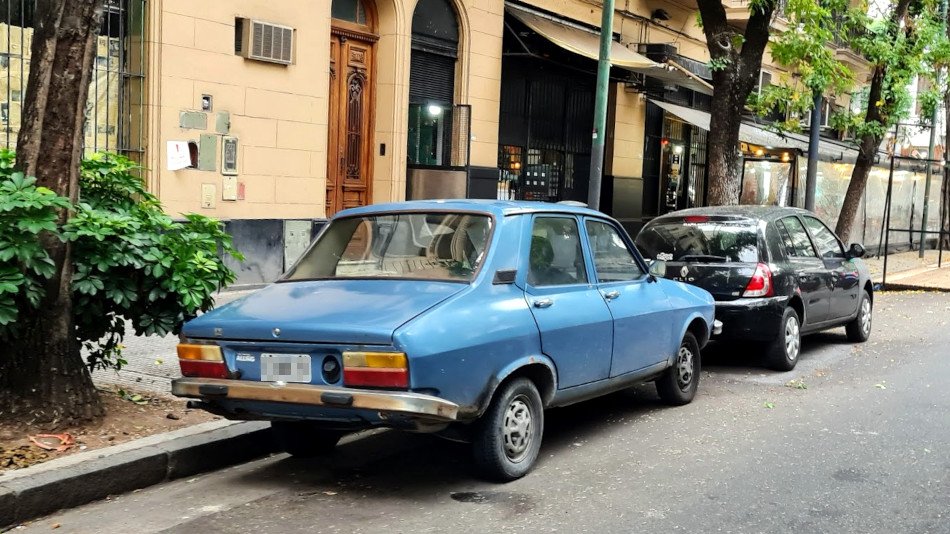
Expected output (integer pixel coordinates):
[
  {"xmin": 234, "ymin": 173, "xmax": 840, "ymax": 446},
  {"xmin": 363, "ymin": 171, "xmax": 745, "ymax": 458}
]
[
  {"xmin": 472, "ymin": 377, "xmax": 544, "ymax": 481},
  {"xmin": 765, "ymin": 307, "xmax": 801, "ymax": 371},
  {"xmin": 656, "ymin": 332, "xmax": 701, "ymax": 405},
  {"xmin": 845, "ymin": 290, "xmax": 872, "ymax": 342},
  {"xmin": 271, "ymin": 421, "xmax": 344, "ymax": 457}
]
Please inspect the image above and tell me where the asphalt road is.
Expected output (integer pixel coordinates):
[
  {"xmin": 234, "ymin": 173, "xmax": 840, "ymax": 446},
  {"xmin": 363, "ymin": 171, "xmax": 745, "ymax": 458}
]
[{"xmin": 15, "ymin": 292, "xmax": 950, "ymax": 534}]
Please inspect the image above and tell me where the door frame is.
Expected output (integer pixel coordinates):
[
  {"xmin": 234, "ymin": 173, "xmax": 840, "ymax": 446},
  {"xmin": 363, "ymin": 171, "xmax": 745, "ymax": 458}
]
[{"xmin": 328, "ymin": 14, "xmax": 379, "ymax": 217}]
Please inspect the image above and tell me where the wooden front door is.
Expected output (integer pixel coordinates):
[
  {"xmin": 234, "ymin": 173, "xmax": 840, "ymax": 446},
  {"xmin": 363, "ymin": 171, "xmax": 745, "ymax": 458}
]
[{"xmin": 327, "ymin": 31, "xmax": 375, "ymax": 216}]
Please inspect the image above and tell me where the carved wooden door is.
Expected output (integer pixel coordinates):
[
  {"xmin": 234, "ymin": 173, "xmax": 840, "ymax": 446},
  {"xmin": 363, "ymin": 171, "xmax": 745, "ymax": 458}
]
[{"xmin": 327, "ymin": 31, "xmax": 374, "ymax": 216}]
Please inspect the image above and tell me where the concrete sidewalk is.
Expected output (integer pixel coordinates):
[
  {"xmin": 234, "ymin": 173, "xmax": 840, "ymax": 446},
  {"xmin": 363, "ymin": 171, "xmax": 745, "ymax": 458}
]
[
  {"xmin": 863, "ymin": 249, "xmax": 950, "ymax": 291},
  {"xmin": 91, "ymin": 289, "xmax": 256, "ymax": 396}
]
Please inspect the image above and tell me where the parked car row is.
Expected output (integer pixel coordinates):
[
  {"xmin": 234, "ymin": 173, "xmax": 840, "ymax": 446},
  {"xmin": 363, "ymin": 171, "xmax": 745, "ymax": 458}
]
[{"xmin": 171, "ymin": 200, "xmax": 871, "ymax": 481}]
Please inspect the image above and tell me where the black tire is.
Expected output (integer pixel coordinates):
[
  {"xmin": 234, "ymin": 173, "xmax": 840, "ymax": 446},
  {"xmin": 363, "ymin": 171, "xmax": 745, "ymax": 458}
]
[
  {"xmin": 271, "ymin": 421, "xmax": 343, "ymax": 457},
  {"xmin": 472, "ymin": 377, "xmax": 544, "ymax": 482},
  {"xmin": 765, "ymin": 307, "xmax": 801, "ymax": 371},
  {"xmin": 845, "ymin": 290, "xmax": 872, "ymax": 343},
  {"xmin": 656, "ymin": 332, "xmax": 701, "ymax": 406}
]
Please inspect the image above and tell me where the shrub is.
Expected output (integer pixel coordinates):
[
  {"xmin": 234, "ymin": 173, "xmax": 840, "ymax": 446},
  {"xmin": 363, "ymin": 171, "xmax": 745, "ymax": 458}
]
[{"xmin": 0, "ymin": 151, "xmax": 242, "ymax": 370}]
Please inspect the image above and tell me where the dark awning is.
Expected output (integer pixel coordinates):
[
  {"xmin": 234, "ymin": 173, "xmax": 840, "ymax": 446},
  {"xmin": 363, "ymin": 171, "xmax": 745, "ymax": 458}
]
[{"xmin": 650, "ymin": 100, "xmax": 857, "ymax": 162}]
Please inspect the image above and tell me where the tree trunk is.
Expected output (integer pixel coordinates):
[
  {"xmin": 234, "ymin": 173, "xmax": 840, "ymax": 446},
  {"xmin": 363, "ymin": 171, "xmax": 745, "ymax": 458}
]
[
  {"xmin": 836, "ymin": 132, "xmax": 881, "ymax": 244},
  {"xmin": 835, "ymin": 0, "xmax": 913, "ymax": 243},
  {"xmin": 706, "ymin": 82, "xmax": 746, "ymax": 205},
  {"xmin": 0, "ymin": 0, "xmax": 105, "ymax": 425},
  {"xmin": 697, "ymin": 0, "xmax": 776, "ymax": 206}
]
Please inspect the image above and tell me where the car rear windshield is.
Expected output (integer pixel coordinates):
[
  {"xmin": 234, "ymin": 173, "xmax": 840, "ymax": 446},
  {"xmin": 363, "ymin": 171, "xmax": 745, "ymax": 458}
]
[
  {"xmin": 283, "ymin": 212, "xmax": 492, "ymax": 282},
  {"xmin": 635, "ymin": 218, "xmax": 760, "ymax": 263}
]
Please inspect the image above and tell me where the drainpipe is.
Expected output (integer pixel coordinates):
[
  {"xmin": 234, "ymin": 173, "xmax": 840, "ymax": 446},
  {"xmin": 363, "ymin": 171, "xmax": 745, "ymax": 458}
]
[{"xmin": 587, "ymin": 0, "xmax": 616, "ymax": 211}]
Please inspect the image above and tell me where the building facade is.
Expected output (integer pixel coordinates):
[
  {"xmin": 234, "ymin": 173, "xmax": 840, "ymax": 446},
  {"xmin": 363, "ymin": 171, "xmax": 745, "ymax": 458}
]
[{"xmin": 0, "ymin": 0, "xmax": 940, "ymax": 284}]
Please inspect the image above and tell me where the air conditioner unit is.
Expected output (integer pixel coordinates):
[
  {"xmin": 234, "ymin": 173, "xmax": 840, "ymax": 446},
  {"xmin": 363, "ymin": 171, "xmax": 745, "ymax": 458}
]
[
  {"xmin": 637, "ymin": 43, "xmax": 678, "ymax": 62},
  {"xmin": 235, "ymin": 18, "xmax": 295, "ymax": 65}
]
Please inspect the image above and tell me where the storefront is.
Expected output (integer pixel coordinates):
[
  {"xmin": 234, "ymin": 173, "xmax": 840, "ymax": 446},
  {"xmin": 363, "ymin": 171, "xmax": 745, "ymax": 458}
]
[{"xmin": 495, "ymin": 3, "xmax": 711, "ymax": 210}]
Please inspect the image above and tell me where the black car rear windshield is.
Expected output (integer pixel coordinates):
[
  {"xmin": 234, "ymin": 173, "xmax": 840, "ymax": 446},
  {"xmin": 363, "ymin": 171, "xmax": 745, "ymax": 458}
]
[{"xmin": 635, "ymin": 218, "xmax": 760, "ymax": 263}]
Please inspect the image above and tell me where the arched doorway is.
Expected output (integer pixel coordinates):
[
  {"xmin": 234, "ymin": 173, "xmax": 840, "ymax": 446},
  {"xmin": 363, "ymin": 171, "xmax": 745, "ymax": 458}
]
[
  {"xmin": 327, "ymin": 0, "xmax": 377, "ymax": 216},
  {"xmin": 406, "ymin": 0, "xmax": 464, "ymax": 198}
]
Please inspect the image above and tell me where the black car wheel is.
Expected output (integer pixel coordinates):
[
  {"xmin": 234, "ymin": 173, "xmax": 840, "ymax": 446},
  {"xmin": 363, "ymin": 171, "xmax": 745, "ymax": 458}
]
[
  {"xmin": 271, "ymin": 421, "xmax": 344, "ymax": 457},
  {"xmin": 472, "ymin": 377, "xmax": 544, "ymax": 481},
  {"xmin": 845, "ymin": 290, "xmax": 872, "ymax": 342},
  {"xmin": 766, "ymin": 307, "xmax": 801, "ymax": 371},
  {"xmin": 656, "ymin": 332, "xmax": 701, "ymax": 406}
]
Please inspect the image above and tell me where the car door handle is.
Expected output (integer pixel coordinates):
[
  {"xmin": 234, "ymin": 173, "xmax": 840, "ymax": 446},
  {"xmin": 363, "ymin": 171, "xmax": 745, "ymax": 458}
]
[
  {"xmin": 533, "ymin": 298, "xmax": 553, "ymax": 309},
  {"xmin": 602, "ymin": 290, "xmax": 621, "ymax": 301}
]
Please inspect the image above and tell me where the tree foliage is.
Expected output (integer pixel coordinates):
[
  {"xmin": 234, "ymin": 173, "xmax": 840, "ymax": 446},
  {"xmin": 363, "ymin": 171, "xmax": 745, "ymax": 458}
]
[{"xmin": 0, "ymin": 151, "xmax": 242, "ymax": 371}]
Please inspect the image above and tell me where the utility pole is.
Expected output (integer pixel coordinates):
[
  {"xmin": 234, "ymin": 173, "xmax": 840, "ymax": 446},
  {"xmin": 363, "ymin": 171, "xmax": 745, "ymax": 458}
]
[
  {"xmin": 920, "ymin": 0, "xmax": 947, "ymax": 257},
  {"xmin": 587, "ymin": 0, "xmax": 615, "ymax": 211},
  {"xmin": 804, "ymin": 92, "xmax": 822, "ymax": 212}
]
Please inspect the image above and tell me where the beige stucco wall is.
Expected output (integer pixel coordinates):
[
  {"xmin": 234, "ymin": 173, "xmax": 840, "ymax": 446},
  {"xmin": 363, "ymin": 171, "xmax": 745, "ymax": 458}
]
[
  {"xmin": 144, "ymin": 0, "xmax": 837, "ymax": 219},
  {"xmin": 148, "ymin": 0, "xmax": 333, "ymax": 219},
  {"xmin": 147, "ymin": 0, "xmax": 504, "ymax": 219}
]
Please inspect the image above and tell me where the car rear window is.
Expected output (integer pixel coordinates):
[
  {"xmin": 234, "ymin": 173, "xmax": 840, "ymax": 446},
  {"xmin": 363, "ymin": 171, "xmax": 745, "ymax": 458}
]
[
  {"xmin": 635, "ymin": 218, "xmax": 759, "ymax": 263},
  {"xmin": 284, "ymin": 212, "xmax": 492, "ymax": 282}
]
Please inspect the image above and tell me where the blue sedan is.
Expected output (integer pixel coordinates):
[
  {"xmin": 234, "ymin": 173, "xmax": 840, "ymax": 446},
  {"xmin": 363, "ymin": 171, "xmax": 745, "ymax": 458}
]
[{"xmin": 172, "ymin": 200, "xmax": 716, "ymax": 480}]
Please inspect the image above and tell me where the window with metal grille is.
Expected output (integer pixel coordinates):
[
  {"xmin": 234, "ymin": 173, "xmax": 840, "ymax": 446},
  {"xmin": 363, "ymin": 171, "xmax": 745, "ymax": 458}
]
[{"xmin": 0, "ymin": 0, "xmax": 147, "ymax": 160}]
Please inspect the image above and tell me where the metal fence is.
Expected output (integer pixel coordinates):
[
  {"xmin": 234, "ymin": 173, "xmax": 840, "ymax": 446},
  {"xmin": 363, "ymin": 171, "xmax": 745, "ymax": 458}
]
[{"xmin": 0, "ymin": 0, "xmax": 146, "ymax": 159}]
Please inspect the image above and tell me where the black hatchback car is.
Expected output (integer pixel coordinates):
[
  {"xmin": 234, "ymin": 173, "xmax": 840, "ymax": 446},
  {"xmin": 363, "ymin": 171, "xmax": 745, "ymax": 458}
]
[{"xmin": 634, "ymin": 206, "xmax": 872, "ymax": 371}]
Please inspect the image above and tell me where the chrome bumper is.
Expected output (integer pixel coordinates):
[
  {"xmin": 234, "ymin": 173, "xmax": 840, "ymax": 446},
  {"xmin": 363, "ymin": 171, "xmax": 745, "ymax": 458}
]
[
  {"xmin": 712, "ymin": 320, "xmax": 723, "ymax": 336},
  {"xmin": 171, "ymin": 377, "xmax": 459, "ymax": 422}
]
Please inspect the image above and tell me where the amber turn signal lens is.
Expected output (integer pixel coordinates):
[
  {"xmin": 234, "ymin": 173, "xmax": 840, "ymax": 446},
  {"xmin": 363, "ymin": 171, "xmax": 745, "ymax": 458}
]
[
  {"xmin": 342, "ymin": 352, "xmax": 407, "ymax": 369},
  {"xmin": 177, "ymin": 343, "xmax": 224, "ymax": 361}
]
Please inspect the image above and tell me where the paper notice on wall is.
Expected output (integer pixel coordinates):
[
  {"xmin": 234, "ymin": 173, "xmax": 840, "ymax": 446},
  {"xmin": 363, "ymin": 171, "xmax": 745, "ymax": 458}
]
[{"xmin": 167, "ymin": 141, "xmax": 191, "ymax": 171}]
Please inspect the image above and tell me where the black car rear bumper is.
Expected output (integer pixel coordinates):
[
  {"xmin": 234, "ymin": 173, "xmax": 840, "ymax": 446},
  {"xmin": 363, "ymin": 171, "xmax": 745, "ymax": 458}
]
[{"xmin": 713, "ymin": 296, "xmax": 788, "ymax": 342}]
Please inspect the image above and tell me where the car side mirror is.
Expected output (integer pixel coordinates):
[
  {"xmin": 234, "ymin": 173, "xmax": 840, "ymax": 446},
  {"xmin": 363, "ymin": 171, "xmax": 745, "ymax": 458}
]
[
  {"xmin": 648, "ymin": 259, "xmax": 666, "ymax": 277},
  {"xmin": 846, "ymin": 243, "xmax": 865, "ymax": 259}
]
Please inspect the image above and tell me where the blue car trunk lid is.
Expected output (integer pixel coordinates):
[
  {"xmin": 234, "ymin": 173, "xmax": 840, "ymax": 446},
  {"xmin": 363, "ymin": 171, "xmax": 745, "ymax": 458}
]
[{"xmin": 183, "ymin": 279, "xmax": 466, "ymax": 344}]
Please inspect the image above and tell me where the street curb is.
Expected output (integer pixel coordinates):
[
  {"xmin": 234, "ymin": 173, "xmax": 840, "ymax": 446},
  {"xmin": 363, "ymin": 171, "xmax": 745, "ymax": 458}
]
[
  {"xmin": 0, "ymin": 420, "xmax": 275, "ymax": 530},
  {"xmin": 880, "ymin": 283, "xmax": 950, "ymax": 292}
]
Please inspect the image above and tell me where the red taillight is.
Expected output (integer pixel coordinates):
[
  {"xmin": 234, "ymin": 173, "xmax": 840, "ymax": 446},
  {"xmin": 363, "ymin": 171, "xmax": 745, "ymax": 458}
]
[
  {"xmin": 342, "ymin": 352, "xmax": 409, "ymax": 389},
  {"xmin": 343, "ymin": 368, "xmax": 409, "ymax": 388},
  {"xmin": 743, "ymin": 263, "xmax": 774, "ymax": 297},
  {"xmin": 177, "ymin": 342, "xmax": 228, "ymax": 378},
  {"xmin": 684, "ymin": 215, "xmax": 710, "ymax": 223},
  {"xmin": 179, "ymin": 359, "xmax": 229, "ymax": 378}
]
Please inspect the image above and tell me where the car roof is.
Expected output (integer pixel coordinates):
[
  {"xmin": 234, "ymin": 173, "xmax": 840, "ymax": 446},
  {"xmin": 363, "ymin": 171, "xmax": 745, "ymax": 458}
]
[
  {"xmin": 335, "ymin": 199, "xmax": 607, "ymax": 219},
  {"xmin": 650, "ymin": 205, "xmax": 811, "ymax": 223}
]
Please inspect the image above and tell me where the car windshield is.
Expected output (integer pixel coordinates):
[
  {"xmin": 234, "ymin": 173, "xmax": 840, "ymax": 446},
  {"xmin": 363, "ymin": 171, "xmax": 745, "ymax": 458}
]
[
  {"xmin": 283, "ymin": 212, "xmax": 492, "ymax": 282},
  {"xmin": 635, "ymin": 218, "xmax": 759, "ymax": 263}
]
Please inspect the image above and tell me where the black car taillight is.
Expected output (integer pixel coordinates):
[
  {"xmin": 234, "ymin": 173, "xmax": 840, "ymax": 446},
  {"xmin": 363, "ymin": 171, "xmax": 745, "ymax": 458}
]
[{"xmin": 742, "ymin": 263, "xmax": 774, "ymax": 297}]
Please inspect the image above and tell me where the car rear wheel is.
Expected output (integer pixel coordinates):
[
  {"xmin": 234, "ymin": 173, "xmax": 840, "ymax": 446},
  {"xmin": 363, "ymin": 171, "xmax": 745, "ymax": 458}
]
[
  {"xmin": 271, "ymin": 421, "xmax": 344, "ymax": 457},
  {"xmin": 845, "ymin": 290, "xmax": 872, "ymax": 343},
  {"xmin": 472, "ymin": 377, "xmax": 544, "ymax": 481},
  {"xmin": 765, "ymin": 307, "xmax": 801, "ymax": 371},
  {"xmin": 655, "ymin": 332, "xmax": 701, "ymax": 406}
]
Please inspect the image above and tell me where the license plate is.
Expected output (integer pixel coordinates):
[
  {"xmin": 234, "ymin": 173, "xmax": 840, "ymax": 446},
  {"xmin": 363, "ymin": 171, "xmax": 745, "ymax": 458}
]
[{"xmin": 260, "ymin": 353, "xmax": 311, "ymax": 383}]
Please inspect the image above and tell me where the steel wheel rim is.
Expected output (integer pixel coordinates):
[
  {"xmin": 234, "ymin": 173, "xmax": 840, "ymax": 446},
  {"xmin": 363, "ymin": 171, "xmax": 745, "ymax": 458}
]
[
  {"xmin": 503, "ymin": 395, "xmax": 533, "ymax": 462},
  {"xmin": 860, "ymin": 299, "xmax": 872, "ymax": 336},
  {"xmin": 785, "ymin": 316, "xmax": 800, "ymax": 361},
  {"xmin": 676, "ymin": 345, "xmax": 694, "ymax": 390}
]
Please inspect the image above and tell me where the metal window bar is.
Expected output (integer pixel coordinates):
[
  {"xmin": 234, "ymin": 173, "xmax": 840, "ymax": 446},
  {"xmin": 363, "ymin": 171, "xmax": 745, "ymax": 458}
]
[{"xmin": 0, "ymin": 0, "xmax": 146, "ymax": 160}]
